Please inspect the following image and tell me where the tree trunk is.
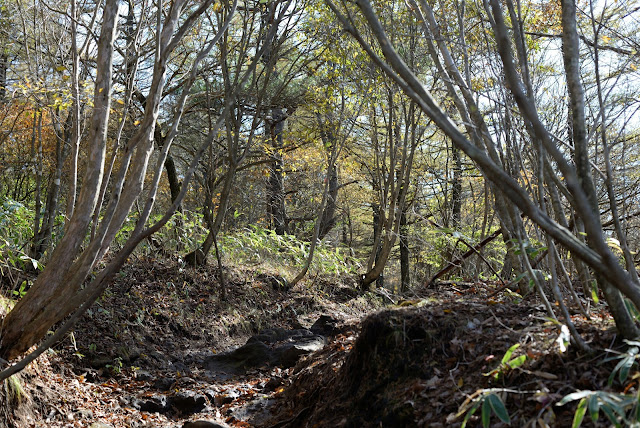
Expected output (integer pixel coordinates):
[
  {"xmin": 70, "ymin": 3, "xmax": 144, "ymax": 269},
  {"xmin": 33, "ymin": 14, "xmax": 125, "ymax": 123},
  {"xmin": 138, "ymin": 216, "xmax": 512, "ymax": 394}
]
[
  {"xmin": 0, "ymin": 0, "xmax": 121, "ymax": 360},
  {"xmin": 318, "ymin": 161, "xmax": 338, "ymax": 240},
  {"xmin": 317, "ymin": 114, "xmax": 339, "ymax": 240},
  {"xmin": 451, "ymin": 144, "xmax": 462, "ymax": 229},
  {"xmin": 154, "ymin": 126, "xmax": 182, "ymax": 208},
  {"xmin": 560, "ymin": 0, "xmax": 638, "ymax": 338},
  {"xmin": 373, "ymin": 205, "xmax": 384, "ymax": 288},
  {"xmin": 30, "ymin": 112, "xmax": 72, "ymax": 260},
  {"xmin": 267, "ymin": 107, "xmax": 287, "ymax": 235},
  {"xmin": 399, "ymin": 208, "xmax": 410, "ymax": 292},
  {"xmin": 0, "ymin": 52, "xmax": 7, "ymax": 101},
  {"xmin": 185, "ymin": 163, "xmax": 237, "ymax": 266}
]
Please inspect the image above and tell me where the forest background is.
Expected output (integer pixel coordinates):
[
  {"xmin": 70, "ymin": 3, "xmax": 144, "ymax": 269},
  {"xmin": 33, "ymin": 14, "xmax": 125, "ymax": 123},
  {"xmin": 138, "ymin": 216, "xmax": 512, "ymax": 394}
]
[{"xmin": 0, "ymin": 0, "xmax": 638, "ymax": 415}]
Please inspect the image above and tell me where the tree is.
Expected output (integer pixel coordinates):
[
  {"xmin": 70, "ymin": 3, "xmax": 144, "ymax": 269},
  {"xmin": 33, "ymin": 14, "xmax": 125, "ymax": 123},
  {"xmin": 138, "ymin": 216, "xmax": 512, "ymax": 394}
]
[
  {"xmin": 183, "ymin": 0, "xmax": 315, "ymax": 266},
  {"xmin": 0, "ymin": 0, "xmax": 239, "ymax": 366},
  {"xmin": 325, "ymin": 0, "xmax": 640, "ymax": 340}
]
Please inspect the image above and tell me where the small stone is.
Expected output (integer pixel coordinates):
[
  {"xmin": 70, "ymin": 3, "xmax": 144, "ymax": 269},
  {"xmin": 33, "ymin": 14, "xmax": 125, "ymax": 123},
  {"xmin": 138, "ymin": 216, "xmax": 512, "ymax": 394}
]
[
  {"xmin": 131, "ymin": 394, "xmax": 171, "ymax": 413},
  {"xmin": 172, "ymin": 390, "xmax": 207, "ymax": 414},
  {"xmin": 135, "ymin": 370, "xmax": 153, "ymax": 381},
  {"xmin": 183, "ymin": 421, "xmax": 231, "ymax": 428},
  {"xmin": 153, "ymin": 377, "xmax": 175, "ymax": 391},
  {"xmin": 76, "ymin": 408, "xmax": 94, "ymax": 419},
  {"xmin": 89, "ymin": 423, "xmax": 113, "ymax": 428},
  {"xmin": 213, "ymin": 388, "xmax": 240, "ymax": 407},
  {"xmin": 278, "ymin": 336, "xmax": 325, "ymax": 367}
]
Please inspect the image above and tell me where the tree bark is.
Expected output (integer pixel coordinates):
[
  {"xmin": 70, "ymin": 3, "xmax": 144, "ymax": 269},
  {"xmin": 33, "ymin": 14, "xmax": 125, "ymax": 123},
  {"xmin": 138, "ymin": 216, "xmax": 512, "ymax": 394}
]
[
  {"xmin": 560, "ymin": 0, "xmax": 638, "ymax": 338},
  {"xmin": 326, "ymin": 0, "xmax": 640, "ymax": 319},
  {"xmin": 0, "ymin": 0, "xmax": 226, "ymax": 361},
  {"xmin": 399, "ymin": 208, "xmax": 410, "ymax": 292},
  {"xmin": 0, "ymin": 52, "xmax": 7, "ymax": 101},
  {"xmin": 0, "ymin": 0, "xmax": 120, "ymax": 360},
  {"xmin": 267, "ymin": 108, "xmax": 287, "ymax": 235}
]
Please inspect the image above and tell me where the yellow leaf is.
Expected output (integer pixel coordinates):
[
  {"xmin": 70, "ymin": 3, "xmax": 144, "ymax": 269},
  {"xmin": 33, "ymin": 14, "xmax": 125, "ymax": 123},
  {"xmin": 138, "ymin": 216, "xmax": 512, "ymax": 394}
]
[{"xmin": 133, "ymin": 120, "xmax": 141, "ymax": 126}]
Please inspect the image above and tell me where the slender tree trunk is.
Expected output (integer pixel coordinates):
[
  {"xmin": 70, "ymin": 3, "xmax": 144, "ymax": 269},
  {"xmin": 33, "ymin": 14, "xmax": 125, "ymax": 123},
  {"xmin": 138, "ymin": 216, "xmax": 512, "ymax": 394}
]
[
  {"xmin": 66, "ymin": 0, "xmax": 81, "ymax": 222},
  {"xmin": 317, "ymin": 115, "xmax": 339, "ymax": 240},
  {"xmin": 0, "ymin": 0, "xmax": 120, "ymax": 360},
  {"xmin": 185, "ymin": 163, "xmax": 237, "ymax": 266},
  {"xmin": 451, "ymin": 145, "xmax": 462, "ymax": 229},
  {"xmin": 154, "ymin": 127, "xmax": 182, "ymax": 208},
  {"xmin": 399, "ymin": 208, "xmax": 410, "ymax": 292},
  {"xmin": 560, "ymin": 0, "xmax": 638, "ymax": 338},
  {"xmin": 31, "ymin": 111, "xmax": 43, "ymax": 260},
  {"xmin": 318, "ymin": 162, "xmax": 338, "ymax": 240},
  {"xmin": 31, "ymin": 112, "xmax": 72, "ymax": 260},
  {"xmin": 0, "ymin": 52, "xmax": 7, "ymax": 101},
  {"xmin": 373, "ymin": 205, "xmax": 384, "ymax": 288},
  {"xmin": 267, "ymin": 108, "xmax": 287, "ymax": 235}
]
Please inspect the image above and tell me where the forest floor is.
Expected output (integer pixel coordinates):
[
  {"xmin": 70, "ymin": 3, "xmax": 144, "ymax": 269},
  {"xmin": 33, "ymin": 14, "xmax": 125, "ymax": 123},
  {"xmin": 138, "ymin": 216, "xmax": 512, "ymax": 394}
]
[{"xmin": 5, "ymin": 256, "xmax": 630, "ymax": 427}]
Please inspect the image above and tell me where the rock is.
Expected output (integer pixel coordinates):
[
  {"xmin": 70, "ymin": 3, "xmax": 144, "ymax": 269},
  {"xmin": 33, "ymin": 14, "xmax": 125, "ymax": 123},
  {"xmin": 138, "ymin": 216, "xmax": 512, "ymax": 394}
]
[
  {"xmin": 264, "ymin": 377, "xmax": 283, "ymax": 391},
  {"xmin": 89, "ymin": 423, "xmax": 113, "ymax": 428},
  {"xmin": 205, "ymin": 327, "xmax": 326, "ymax": 373},
  {"xmin": 277, "ymin": 336, "xmax": 326, "ymax": 368},
  {"xmin": 75, "ymin": 408, "xmax": 93, "ymax": 419},
  {"xmin": 153, "ymin": 377, "xmax": 175, "ymax": 391},
  {"xmin": 131, "ymin": 394, "xmax": 171, "ymax": 413},
  {"xmin": 135, "ymin": 370, "xmax": 153, "ymax": 381},
  {"xmin": 183, "ymin": 421, "xmax": 231, "ymax": 428},
  {"xmin": 172, "ymin": 390, "xmax": 207, "ymax": 414},
  {"xmin": 248, "ymin": 327, "xmax": 289, "ymax": 344},
  {"xmin": 214, "ymin": 340, "xmax": 271, "ymax": 369},
  {"xmin": 311, "ymin": 314, "xmax": 341, "ymax": 336},
  {"xmin": 213, "ymin": 388, "xmax": 240, "ymax": 406},
  {"xmin": 232, "ymin": 398, "xmax": 275, "ymax": 425}
]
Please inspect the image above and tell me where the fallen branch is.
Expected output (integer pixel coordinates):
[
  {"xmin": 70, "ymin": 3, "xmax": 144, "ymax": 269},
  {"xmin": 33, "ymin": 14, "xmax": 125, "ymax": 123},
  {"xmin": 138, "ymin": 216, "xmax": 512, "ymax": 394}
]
[{"xmin": 427, "ymin": 228, "xmax": 503, "ymax": 287}]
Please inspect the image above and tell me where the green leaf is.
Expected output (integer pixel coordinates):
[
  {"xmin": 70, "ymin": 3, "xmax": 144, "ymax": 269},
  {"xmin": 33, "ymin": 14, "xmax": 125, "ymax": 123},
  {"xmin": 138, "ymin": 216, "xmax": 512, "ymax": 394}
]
[
  {"xmin": 507, "ymin": 355, "xmax": 527, "ymax": 369},
  {"xmin": 618, "ymin": 356, "xmax": 635, "ymax": 384},
  {"xmin": 572, "ymin": 398, "xmax": 587, "ymax": 428},
  {"xmin": 588, "ymin": 394, "xmax": 600, "ymax": 423},
  {"xmin": 599, "ymin": 393, "xmax": 634, "ymax": 416},
  {"xmin": 600, "ymin": 404, "xmax": 621, "ymax": 427},
  {"xmin": 461, "ymin": 402, "xmax": 480, "ymax": 428},
  {"xmin": 482, "ymin": 397, "xmax": 491, "ymax": 427},
  {"xmin": 501, "ymin": 344, "xmax": 520, "ymax": 364},
  {"xmin": 487, "ymin": 393, "xmax": 511, "ymax": 424},
  {"xmin": 608, "ymin": 363, "xmax": 618, "ymax": 386}
]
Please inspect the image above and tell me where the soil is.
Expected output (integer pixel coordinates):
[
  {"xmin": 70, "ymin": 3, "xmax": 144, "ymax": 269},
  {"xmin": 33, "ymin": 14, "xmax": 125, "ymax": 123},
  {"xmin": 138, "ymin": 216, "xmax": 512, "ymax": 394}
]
[{"xmin": 2, "ymin": 257, "xmax": 630, "ymax": 427}]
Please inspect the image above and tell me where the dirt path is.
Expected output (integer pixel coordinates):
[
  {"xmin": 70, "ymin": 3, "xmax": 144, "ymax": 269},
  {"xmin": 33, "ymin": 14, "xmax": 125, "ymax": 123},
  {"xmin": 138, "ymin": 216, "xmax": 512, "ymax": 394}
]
[
  {"xmin": 11, "ymin": 259, "xmax": 381, "ymax": 427},
  {"xmin": 8, "ymin": 259, "xmax": 626, "ymax": 427}
]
